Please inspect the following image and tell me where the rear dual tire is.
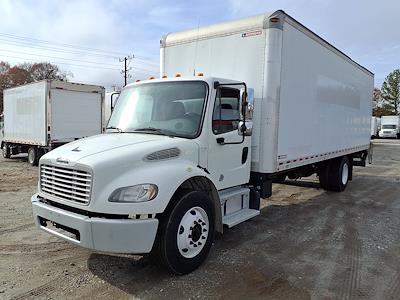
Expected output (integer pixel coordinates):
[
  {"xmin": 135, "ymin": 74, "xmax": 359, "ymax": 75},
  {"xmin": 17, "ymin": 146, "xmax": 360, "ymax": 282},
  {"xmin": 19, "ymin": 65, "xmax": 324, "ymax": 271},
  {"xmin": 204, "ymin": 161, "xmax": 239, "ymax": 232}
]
[{"xmin": 318, "ymin": 156, "xmax": 350, "ymax": 192}]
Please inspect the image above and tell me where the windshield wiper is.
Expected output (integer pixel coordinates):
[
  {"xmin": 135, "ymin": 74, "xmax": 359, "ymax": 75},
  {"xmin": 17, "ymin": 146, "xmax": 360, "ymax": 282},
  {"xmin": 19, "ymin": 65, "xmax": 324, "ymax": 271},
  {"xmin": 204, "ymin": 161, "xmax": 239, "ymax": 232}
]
[
  {"xmin": 132, "ymin": 127, "xmax": 175, "ymax": 137},
  {"xmin": 106, "ymin": 126, "xmax": 123, "ymax": 133}
]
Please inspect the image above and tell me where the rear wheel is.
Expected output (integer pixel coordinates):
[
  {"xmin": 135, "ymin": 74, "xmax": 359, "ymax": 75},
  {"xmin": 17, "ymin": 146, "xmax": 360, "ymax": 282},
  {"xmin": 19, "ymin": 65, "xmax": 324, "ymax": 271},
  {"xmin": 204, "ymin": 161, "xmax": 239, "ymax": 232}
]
[
  {"xmin": 152, "ymin": 191, "xmax": 215, "ymax": 275},
  {"xmin": 2, "ymin": 143, "xmax": 11, "ymax": 159},
  {"xmin": 28, "ymin": 147, "xmax": 39, "ymax": 166},
  {"xmin": 319, "ymin": 156, "xmax": 350, "ymax": 192}
]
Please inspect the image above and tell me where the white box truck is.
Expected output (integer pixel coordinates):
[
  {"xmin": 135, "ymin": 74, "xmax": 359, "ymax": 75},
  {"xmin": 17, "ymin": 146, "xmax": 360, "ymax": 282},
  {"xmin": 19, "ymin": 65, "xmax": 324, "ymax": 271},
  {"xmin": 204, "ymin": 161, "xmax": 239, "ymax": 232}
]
[
  {"xmin": 1, "ymin": 80, "xmax": 105, "ymax": 165},
  {"xmin": 378, "ymin": 115, "xmax": 400, "ymax": 138},
  {"xmin": 31, "ymin": 11, "xmax": 373, "ymax": 274},
  {"xmin": 371, "ymin": 116, "xmax": 381, "ymax": 138}
]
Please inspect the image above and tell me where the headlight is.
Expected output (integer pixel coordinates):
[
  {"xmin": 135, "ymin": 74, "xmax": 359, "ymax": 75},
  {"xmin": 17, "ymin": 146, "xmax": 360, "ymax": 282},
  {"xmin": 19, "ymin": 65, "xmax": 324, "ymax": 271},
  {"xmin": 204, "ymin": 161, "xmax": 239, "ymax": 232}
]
[{"xmin": 108, "ymin": 184, "xmax": 158, "ymax": 203}]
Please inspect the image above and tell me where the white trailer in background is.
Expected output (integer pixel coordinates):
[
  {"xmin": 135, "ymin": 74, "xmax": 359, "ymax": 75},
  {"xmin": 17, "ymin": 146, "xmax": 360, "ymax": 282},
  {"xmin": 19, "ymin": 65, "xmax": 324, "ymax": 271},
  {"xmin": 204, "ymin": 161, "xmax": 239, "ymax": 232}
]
[
  {"xmin": 2, "ymin": 80, "xmax": 105, "ymax": 165},
  {"xmin": 371, "ymin": 117, "xmax": 381, "ymax": 138},
  {"xmin": 31, "ymin": 11, "xmax": 373, "ymax": 274},
  {"xmin": 378, "ymin": 115, "xmax": 400, "ymax": 139}
]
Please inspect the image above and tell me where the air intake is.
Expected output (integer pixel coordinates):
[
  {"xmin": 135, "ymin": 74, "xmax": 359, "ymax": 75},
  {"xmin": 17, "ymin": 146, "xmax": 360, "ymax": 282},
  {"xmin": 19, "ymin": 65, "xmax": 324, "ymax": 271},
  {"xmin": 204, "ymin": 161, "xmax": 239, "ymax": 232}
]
[{"xmin": 145, "ymin": 147, "xmax": 181, "ymax": 161}]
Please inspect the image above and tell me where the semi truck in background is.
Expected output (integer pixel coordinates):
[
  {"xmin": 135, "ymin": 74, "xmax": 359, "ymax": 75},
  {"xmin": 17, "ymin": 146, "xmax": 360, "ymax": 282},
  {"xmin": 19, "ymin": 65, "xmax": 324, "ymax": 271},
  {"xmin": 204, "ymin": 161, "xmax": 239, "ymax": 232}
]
[
  {"xmin": 371, "ymin": 116, "xmax": 381, "ymax": 139},
  {"xmin": 378, "ymin": 115, "xmax": 400, "ymax": 139},
  {"xmin": 1, "ymin": 80, "xmax": 105, "ymax": 165},
  {"xmin": 31, "ymin": 10, "xmax": 373, "ymax": 275}
]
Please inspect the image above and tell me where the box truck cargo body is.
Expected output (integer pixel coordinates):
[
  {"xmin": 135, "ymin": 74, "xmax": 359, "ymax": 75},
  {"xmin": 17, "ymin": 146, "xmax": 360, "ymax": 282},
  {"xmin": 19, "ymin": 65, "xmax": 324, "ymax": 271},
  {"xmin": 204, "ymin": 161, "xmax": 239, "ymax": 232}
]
[
  {"xmin": 31, "ymin": 11, "xmax": 373, "ymax": 274},
  {"xmin": 2, "ymin": 80, "xmax": 105, "ymax": 165},
  {"xmin": 378, "ymin": 115, "xmax": 400, "ymax": 138},
  {"xmin": 161, "ymin": 10, "xmax": 373, "ymax": 178}
]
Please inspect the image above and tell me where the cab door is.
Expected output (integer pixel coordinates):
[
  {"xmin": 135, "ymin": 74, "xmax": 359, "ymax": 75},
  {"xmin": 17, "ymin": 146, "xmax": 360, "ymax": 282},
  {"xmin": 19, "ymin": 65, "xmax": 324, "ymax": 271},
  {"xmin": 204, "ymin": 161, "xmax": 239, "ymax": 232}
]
[{"xmin": 207, "ymin": 85, "xmax": 252, "ymax": 190}]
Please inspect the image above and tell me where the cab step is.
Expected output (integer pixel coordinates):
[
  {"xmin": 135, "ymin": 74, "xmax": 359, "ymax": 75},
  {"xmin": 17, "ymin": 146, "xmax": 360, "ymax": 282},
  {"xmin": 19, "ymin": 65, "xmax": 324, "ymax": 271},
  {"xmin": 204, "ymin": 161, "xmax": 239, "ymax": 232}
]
[{"xmin": 223, "ymin": 208, "xmax": 260, "ymax": 228}]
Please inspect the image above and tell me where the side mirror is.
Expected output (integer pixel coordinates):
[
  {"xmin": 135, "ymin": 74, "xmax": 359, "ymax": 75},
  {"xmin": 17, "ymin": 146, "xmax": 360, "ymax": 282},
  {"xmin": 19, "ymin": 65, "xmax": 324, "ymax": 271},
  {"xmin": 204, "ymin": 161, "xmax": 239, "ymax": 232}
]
[
  {"xmin": 238, "ymin": 88, "xmax": 254, "ymax": 136},
  {"xmin": 245, "ymin": 88, "xmax": 254, "ymax": 119},
  {"xmin": 111, "ymin": 92, "xmax": 120, "ymax": 111}
]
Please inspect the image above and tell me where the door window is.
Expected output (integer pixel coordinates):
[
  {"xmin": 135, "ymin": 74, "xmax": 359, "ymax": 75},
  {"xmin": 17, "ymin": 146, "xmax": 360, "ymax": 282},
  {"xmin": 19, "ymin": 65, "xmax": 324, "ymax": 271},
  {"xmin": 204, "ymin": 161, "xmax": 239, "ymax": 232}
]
[{"xmin": 212, "ymin": 88, "xmax": 241, "ymax": 134}]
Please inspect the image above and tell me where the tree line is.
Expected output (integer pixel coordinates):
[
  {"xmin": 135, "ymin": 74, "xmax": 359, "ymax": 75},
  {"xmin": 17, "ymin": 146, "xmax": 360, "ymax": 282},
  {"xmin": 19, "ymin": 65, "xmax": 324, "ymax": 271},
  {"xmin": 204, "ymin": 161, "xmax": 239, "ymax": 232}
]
[
  {"xmin": 373, "ymin": 69, "xmax": 400, "ymax": 117},
  {"xmin": 0, "ymin": 61, "xmax": 71, "ymax": 112}
]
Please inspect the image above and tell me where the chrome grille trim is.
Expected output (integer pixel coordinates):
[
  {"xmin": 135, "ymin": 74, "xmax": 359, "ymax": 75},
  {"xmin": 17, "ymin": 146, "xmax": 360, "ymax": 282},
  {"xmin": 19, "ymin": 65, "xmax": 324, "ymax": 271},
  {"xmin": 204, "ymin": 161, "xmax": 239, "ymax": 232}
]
[{"xmin": 40, "ymin": 164, "xmax": 92, "ymax": 205}]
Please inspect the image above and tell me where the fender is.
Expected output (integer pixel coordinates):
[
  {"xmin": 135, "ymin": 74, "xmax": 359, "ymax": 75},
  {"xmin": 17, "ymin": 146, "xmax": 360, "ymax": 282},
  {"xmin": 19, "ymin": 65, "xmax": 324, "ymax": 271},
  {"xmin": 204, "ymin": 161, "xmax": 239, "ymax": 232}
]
[{"xmin": 89, "ymin": 159, "xmax": 221, "ymax": 217}]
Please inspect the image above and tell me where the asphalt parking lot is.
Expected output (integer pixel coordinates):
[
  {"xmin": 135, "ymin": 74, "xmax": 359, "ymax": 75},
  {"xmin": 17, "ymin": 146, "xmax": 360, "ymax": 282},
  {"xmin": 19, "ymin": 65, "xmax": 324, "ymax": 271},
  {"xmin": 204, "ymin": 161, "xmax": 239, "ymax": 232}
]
[{"xmin": 1, "ymin": 139, "xmax": 399, "ymax": 299}]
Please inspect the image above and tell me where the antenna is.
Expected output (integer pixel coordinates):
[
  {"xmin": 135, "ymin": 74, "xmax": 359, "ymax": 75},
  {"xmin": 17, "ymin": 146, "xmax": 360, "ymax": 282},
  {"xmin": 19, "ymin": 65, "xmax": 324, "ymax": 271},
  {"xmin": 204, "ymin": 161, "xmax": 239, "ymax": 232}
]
[{"xmin": 193, "ymin": 19, "xmax": 200, "ymax": 76}]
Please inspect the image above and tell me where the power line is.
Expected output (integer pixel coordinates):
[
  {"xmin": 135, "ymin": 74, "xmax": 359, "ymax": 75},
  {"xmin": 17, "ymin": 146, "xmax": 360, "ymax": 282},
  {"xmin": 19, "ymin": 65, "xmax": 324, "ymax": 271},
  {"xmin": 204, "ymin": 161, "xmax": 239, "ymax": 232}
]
[
  {"xmin": 0, "ymin": 48, "xmax": 121, "ymax": 67},
  {"xmin": 0, "ymin": 40, "xmax": 160, "ymax": 72},
  {"xmin": 0, "ymin": 39, "xmax": 120, "ymax": 59},
  {"xmin": 0, "ymin": 53, "xmax": 121, "ymax": 70},
  {"xmin": 0, "ymin": 32, "xmax": 129, "ymax": 57}
]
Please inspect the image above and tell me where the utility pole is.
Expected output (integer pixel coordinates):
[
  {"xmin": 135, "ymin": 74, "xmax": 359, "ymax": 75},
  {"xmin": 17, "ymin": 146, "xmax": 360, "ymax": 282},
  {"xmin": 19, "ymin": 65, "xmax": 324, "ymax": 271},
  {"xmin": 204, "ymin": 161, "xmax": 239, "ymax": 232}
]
[{"xmin": 119, "ymin": 55, "xmax": 134, "ymax": 86}]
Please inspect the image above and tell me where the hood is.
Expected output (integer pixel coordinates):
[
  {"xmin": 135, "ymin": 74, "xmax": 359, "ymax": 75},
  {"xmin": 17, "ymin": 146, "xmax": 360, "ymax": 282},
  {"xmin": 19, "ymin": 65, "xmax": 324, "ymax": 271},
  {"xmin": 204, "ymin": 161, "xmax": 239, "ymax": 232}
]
[{"xmin": 41, "ymin": 133, "xmax": 190, "ymax": 165}]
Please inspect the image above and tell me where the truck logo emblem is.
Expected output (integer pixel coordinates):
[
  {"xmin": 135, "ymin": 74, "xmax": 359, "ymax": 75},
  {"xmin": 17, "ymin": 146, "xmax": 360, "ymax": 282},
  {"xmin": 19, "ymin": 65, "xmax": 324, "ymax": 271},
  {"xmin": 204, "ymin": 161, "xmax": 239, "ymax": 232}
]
[
  {"xmin": 72, "ymin": 147, "xmax": 81, "ymax": 152},
  {"xmin": 56, "ymin": 157, "xmax": 69, "ymax": 164}
]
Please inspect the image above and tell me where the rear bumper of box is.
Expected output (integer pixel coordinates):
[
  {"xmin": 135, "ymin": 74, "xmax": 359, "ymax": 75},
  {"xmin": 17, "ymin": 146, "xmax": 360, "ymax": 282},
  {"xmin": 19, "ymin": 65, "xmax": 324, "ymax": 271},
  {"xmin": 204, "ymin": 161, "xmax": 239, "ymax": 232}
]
[{"xmin": 31, "ymin": 194, "xmax": 158, "ymax": 254}]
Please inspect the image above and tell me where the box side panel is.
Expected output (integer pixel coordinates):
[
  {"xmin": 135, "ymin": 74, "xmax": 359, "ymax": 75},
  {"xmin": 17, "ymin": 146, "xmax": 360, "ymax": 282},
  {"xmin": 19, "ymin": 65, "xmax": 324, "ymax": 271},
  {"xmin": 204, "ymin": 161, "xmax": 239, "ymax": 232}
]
[
  {"xmin": 3, "ymin": 81, "xmax": 47, "ymax": 145},
  {"xmin": 50, "ymin": 89, "xmax": 102, "ymax": 143},
  {"xmin": 275, "ymin": 21, "xmax": 373, "ymax": 172}
]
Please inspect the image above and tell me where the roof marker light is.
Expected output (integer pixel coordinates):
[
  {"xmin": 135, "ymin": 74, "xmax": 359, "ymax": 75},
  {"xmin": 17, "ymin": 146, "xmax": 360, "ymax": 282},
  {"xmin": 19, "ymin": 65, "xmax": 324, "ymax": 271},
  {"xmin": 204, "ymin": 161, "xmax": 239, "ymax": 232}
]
[
  {"xmin": 162, "ymin": 75, "xmax": 168, "ymax": 78},
  {"xmin": 135, "ymin": 80, "xmax": 141, "ymax": 82},
  {"xmin": 175, "ymin": 73, "xmax": 181, "ymax": 77},
  {"xmin": 197, "ymin": 72, "xmax": 204, "ymax": 76},
  {"xmin": 148, "ymin": 76, "xmax": 155, "ymax": 80}
]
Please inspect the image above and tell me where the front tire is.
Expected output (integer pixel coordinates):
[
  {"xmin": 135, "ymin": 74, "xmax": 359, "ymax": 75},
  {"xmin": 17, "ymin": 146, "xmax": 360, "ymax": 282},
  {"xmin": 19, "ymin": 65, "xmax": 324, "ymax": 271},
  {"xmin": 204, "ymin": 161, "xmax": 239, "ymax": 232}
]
[
  {"xmin": 28, "ymin": 147, "xmax": 39, "ymax": 166},
  {"xmin": 2, "ymin": 143, "xmax": 11, "ymax": 159},
  {"xmin": 152, "ymin": 191, "xmax": 215, "ymax": 275}
]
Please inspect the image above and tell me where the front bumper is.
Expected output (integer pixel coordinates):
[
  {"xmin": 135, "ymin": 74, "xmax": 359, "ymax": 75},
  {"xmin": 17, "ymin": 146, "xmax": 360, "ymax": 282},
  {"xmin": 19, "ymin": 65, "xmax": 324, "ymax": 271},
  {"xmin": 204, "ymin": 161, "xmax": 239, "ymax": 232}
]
[
  {"xmin": 379, "ymin": 132, "xmax": 397, "ymax": 138},
  {"xmin": 31, "ymin": 194, "xmax": 159, "ymax": 254}
]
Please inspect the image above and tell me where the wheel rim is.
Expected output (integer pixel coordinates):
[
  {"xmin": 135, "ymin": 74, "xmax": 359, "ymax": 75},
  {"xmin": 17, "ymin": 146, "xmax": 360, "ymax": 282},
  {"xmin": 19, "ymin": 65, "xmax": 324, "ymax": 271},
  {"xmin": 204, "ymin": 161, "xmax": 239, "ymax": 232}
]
[
  {"xmin": 341, "ymin": 162, "xmax": 349, "ymax": 185},
  {"xmin": 28, "ymin": 149, "xmax": 34, "ymax": 164},
  {"xmin": 177, "ymin": 206, "xmax": 209, "ymax": 259}
]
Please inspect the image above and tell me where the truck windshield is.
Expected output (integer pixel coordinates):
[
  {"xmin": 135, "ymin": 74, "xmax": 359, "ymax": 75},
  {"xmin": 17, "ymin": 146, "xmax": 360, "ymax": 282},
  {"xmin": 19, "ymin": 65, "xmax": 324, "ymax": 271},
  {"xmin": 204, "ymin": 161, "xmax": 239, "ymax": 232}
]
[
  {"xmin": 382, "ymin": 125, "xmax": 397, "ymax": 129},
  {"xmin": 107, "ymin": 81, "xmax": 207, "ymax": 138}
]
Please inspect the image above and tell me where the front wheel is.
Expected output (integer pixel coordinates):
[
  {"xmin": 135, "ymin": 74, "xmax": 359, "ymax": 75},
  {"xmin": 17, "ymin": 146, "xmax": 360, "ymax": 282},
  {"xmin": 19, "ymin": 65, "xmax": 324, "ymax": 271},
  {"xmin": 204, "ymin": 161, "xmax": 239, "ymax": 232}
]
[{"xmin": 152, "ymin": 191, "xmax": 215, "ymax": 275}]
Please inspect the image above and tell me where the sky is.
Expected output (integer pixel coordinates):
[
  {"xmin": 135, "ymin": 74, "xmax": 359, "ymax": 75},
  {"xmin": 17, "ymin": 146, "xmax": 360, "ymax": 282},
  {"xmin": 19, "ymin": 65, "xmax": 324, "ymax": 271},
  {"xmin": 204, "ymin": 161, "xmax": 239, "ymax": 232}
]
[{"xmin": 0, "ymin": 0, "xmax": 399, "ymax": 90}]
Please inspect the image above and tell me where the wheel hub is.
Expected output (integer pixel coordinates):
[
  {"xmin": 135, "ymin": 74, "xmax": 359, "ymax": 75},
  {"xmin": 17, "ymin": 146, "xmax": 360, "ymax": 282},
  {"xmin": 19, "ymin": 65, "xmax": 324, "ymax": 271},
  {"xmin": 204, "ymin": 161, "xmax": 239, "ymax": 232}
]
[{"xmin": 177, "ymin": 207, "xmax": 209, "ymax": 258}]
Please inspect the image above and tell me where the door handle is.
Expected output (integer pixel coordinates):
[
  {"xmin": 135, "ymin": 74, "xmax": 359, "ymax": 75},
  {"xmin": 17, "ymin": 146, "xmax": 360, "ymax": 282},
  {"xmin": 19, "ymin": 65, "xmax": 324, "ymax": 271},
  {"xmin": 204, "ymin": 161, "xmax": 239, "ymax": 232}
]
[{"xmin": 216, "ymin": 137, "xmax": 225, "ymax": 145}]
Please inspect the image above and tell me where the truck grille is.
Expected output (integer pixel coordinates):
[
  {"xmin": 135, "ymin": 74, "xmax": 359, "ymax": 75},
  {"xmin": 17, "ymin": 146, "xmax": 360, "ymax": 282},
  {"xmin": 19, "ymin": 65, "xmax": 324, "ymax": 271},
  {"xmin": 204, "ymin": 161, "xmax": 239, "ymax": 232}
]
[{"xmin": 40, "ymin": 164, "xmax": 92, "ymax": 205}]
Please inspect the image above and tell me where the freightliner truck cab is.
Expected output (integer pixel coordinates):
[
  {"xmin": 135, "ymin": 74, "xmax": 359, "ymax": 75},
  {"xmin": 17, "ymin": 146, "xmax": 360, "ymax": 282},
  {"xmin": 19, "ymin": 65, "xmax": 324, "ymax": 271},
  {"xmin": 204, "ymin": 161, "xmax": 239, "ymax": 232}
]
[{"xmin": 31, "ymin": 76, "xmax": 258, "ymax": 274}]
